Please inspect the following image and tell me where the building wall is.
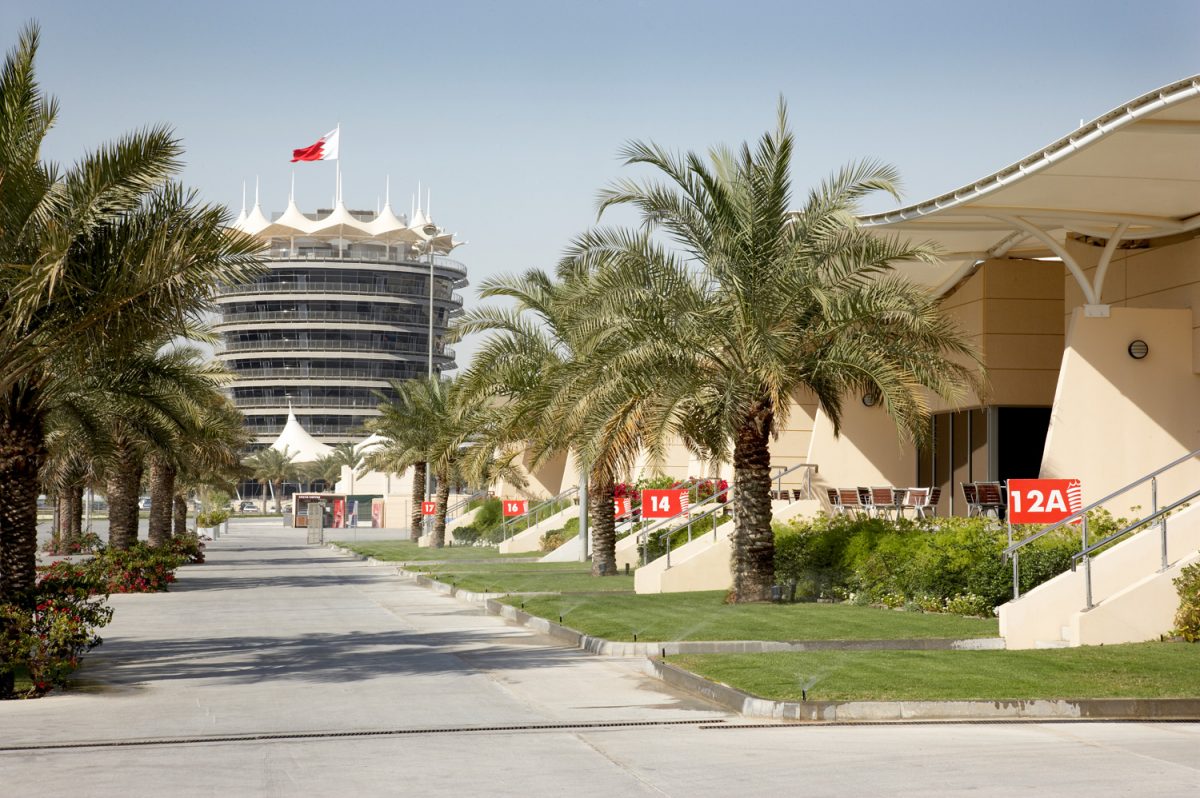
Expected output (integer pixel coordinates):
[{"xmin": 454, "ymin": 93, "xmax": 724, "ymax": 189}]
[{"xmin": 1040, "ymin": 306, "xmax": 1200, "ymax": 510}]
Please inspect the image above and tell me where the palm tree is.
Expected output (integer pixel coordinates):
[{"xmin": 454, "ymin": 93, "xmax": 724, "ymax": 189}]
[
  {"xmin": 0, "ymin": 26, "xmax": 260, "ymax": 601},
  {"xmin": 171, "ymin": 395, "xmax": 247, "ymax": 537},
  {"xmin": 455, "ymin": 269, "xmax": 682, "ymax": 575},
  {"xmin": 560, "ymin": 104, "xmax": 982, "ymax": 600},
  {"xmin": 245, "ymin": 447, "xmax": 298, "ymax": 514},
  {"xmin": 363, "ymin": 380, "xmax": 436, "ymax": 541},
  {"xmin": 329, "ymin": 442, "xmax": 364, "ymax": 493}
]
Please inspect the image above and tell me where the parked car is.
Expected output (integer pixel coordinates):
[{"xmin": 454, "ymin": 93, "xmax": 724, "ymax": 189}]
[
  {"xmin": 138, "ymin": 497, "xmax": 152, "ymax": 510},
  {"xmin": 238, "ymin": 501, "xmax": 261, "ymax": 513}
]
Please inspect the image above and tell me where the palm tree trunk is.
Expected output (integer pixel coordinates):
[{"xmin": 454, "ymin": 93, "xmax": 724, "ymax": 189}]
[
  {"xmin": 589, "ymin": 471, "xmax": 617, "ymax": 575},
  {"xmin": 432, "ymin": 467, "xmax": 450, "ymax": 548},
  {"xmin": 147, "ymin": 455, "xmax": 176, "ymax": 547},
  {"xmin": 0, "ymin": 395, "xmax": 47, "ymax": 604},
  {"xmin": 51, "ymin": 493, "xmax": 66, "ymax": 553},
  {"xmin": 261, "ymin": 480, "xmax": 269, "ymax": 514},
  {"xmin": 65, "ymin": 483, "xmax": 83, "ymax": 550},
  {"xmin": 272, "ymin": 480, "xmax": 283, "ymax": 514},
  {"xmin": 731, "ymin": 401, "xmax": 775, "ymax": 602},
  {"xmin": 410, "ymin": 461, "xmax": 426, "ymax": 541},
  {"xmin": 106, "ymin": 440, "xmax": 143, "ymax": 550},
  {"xmin": 172, "ymin": 491, "xmax": 188, "ymax": 538}
]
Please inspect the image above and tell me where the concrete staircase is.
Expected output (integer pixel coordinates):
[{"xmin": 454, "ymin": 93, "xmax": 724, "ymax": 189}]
[
  {"xmin": 497, "ymin": 505, "xmax": 576, "ymax": 554},
  {"xmin": 999, "ymin": 503, "xmax": 1200, "ymax": 649}
]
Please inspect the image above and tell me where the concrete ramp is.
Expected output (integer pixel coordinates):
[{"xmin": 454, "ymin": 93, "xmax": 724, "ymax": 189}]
[
  {"xmin": 999, "ymin": 502, "xmax": 1200, "ymax": 648},
  {"xmin": 635, "ymin": 524, "xmax": 734, "ymax": 594}
]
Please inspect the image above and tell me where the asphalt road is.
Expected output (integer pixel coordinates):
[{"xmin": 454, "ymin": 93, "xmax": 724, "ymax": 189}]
[{"xmin": 3, "ymin": 518, "xmax": 1197, "ymax": 796}]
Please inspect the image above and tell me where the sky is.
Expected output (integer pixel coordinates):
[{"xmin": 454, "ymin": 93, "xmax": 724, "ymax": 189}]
[{"xmin": 4, "ymin": 0, "xmax": 1199, "ymax": 366}]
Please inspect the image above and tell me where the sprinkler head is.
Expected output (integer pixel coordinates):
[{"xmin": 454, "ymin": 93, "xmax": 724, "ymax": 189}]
[
  {"xmin": 558, "ymin": 614, "xmax": 563, "ymax": 624},
  {"xmin": 633, "ymin": 632, "xmax": 637, "ymax": 642}
]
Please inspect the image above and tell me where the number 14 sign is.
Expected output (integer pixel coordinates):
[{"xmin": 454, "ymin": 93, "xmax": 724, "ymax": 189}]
[
  {"xmin": 1007, "ymin": 479, "xmax": 1082, "ymax": 524},
  {"xmin": 641, "ymin": 489, "xmax": 689, "ymax": 519}
]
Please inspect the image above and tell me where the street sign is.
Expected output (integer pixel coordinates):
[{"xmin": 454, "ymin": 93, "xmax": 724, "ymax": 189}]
[
  {"xmin": 1007, "ymin": 479, "xmax": 1082, "ymax": 524},
  {"xmin": 614, "ymin": 496, "xmax": 632, "ymax": 518},
  {"xmin": 502, "ymin": 499, "xmax": 528, "ymax": 517},
  {"xmin": 421, "ymin": 501, "xmax": 437, "ymax": 516},
  {"xmin": 641, "ymin": 489, "xmax": 689, "ymax": 518}
]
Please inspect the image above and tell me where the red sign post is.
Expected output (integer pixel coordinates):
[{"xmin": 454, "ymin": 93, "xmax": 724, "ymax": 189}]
[
  {"xmin": 641, "ymin": 489, "xmax": 690, "ymax": 519},
  {"xmin": 421, "ymin": 501, "xmax": 437, "ymax": 516},
  {"xmin": 502, "ymin": 499, "xmax": 528, "ymax": 517},
  {"xmin": 1007, "ymin": 479, "xmax": 1082, "ymax": 525},
  {"xmin": 614, "ymin": 497, "xmax": 632, "ymax": 519}
]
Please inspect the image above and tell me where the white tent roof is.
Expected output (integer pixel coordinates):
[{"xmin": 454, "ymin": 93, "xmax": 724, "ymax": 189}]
[
  {"xmin": 230, "ymin": 196, "xmax": 462, "ymax": 254},
  {"xmin": 270, "ymin": 409, "xmax": 333, "ymax": 464},
  {"xmin": 861, "ymin": 75, "xmax": 1200, "ymax": 296}
]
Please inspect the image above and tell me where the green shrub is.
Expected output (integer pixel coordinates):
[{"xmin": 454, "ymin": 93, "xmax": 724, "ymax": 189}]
[
  {"xmin": 1173, "ymin": 559, "xmax": 1200, "ymax": 642},
  {"xmin": 196, "ymin": 509, "xmax": 228, "ymax": 527},
  {"xmin": 772, "ymin": 510, "xmax": 1110, "ymax": 614},
  {"xmin": 2, "ymin": 562, "xmax": 113, "ymax": 697},
  {"xmin": 540, "ymin": 530, "xmax": 565, "ymax": 552},
  {"xmin": 89, "ymin": 544, "xmax": 187, "ymax": 593},
  {"xmin": 451, "ymin": 524, "xmax": 482, "ymax": 545}
]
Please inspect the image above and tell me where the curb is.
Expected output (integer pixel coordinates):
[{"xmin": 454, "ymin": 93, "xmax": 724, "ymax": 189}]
[
  {"xmin": 325, "ymin": 543, "xmax": 1200, "ymax": 722},
  {"xmin": 648, "ymin": 659, "xmax": 1200, "ymax": 722}
]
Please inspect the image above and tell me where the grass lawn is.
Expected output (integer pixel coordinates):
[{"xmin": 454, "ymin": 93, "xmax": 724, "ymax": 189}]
[
  {"xmin": 336, "ymin": 540, "xmax": 542, "ymax": 562},
  {"xmin": 671, "ymin": 643, "xmax": 1200, "ymax": 701},
  {"xmin": 413, "ymin": 560, "xmax": 635, "ymax": 594},
  {"xmin": 504, "ymin": 591, "xmax": 999, "ymax": 642}
]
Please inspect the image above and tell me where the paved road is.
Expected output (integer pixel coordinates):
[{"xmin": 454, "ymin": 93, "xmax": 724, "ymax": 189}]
[{"xmin": 2, "ymin": 520, "xmax": 1197, "ymax": 796}]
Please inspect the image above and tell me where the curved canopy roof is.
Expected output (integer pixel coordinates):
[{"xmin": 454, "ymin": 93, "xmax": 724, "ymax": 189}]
[
  {"xmin": 270, "ymin": 409, "xmax": 333, "ymax": 464},
  {"xmin": 862, "ymin": 75, "xmax": 1200, "ymax": 296}
]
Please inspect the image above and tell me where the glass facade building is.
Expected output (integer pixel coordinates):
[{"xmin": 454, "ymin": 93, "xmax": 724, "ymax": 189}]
[{"xmin": 217, "ymin": 200, "xmax": 467, "ymax": 444}]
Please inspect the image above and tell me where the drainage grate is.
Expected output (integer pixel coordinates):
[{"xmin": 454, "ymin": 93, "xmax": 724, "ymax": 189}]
[{"xmin": 0, "ymin": 718, "xmax": 726, "ymax": 752}]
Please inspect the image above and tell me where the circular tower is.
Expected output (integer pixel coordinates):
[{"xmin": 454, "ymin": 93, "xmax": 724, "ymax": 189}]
[{"xmin": 217, "ymin": 195, "xmax": 466, "ymax": 445}]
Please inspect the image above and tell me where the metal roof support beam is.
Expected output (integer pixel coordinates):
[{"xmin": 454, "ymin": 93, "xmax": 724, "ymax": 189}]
[
  {"xmin": 995, "ymin": 215, "xmax": 1099, "ymax": 306},
  {"xmin": 1091, "ymin": 222, "xmax": 1130, "ymax": 302}
]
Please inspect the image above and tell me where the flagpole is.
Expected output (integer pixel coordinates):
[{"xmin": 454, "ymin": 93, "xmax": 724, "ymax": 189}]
[{"xmin": 335, "ymin": 123, "xmax": 342, "ymax": 204}]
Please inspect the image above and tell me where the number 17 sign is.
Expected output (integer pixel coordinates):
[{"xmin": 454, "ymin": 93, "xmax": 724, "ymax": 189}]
[{"xmin": 1007, "ymin": 479, "xmax": 1082, "ymax": 524}]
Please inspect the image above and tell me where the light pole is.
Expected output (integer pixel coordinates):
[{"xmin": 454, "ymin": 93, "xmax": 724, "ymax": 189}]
[{"xmin": 423, "ymin": 223, "xmax": 438, "ymax": 522}]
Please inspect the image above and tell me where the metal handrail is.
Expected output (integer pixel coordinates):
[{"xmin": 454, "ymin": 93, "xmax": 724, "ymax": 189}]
[
  {"xmin": 502, "ymin": 486, "xmax": 579, "ymax": 540},
  {"xmin": 259, "ymin": 250, "xmax": 469, "ymax": 275},
  {"xmin": 656, "ymin": 499, "xmax": 735, "ymax": 568},
  {"xmin": 771, "ymin": 462, "xmax": 820, "ymax": 498},
  {"xmin": 219, "ymin": 281, "xmax": 459, "ymax": 301},
  {"xmin": 1003, "ymin": 446, "xmax": 1200, "ymax": 557},
  {"xmin": 446, "ymin": 489, "xmax": 490, "ymax": 522}
]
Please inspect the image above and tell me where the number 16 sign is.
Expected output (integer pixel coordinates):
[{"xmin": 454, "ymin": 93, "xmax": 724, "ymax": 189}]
[{"xmin": 1007, "ymin": 479, "xmax": 1082, "ymax": 524}]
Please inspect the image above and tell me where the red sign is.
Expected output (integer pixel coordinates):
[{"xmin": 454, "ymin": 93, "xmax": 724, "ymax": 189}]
[
  {"xmin": 614, "ymin": 497, "xmax": 632, "ymax": 518},
  {"xmin": 502, "ymin": 499, "xmax": 528, "ymax": 517},
  {"xmin": 1007, "ymin": 479, "xmax": 1082, "ymax": 524},
  {"xmin": 421, "ymin": 501, "xmax": 437, "ymax": 516},
  {"xmin": 641, "ymin": 489, "xmax": 689, "ymax": 518}
]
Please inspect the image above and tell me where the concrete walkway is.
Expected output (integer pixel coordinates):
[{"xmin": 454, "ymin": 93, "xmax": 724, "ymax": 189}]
[{"xmin": 2, "ymin": 519, "xmax": 1198, "ymax": 796}]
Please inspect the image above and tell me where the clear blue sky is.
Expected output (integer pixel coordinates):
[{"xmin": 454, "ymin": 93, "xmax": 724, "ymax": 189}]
[{"xmin": 4, "ymin": 1, "xmax": 1199, "ymax": 364}]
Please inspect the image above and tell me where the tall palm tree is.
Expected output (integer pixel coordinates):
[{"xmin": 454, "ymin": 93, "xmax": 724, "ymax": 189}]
[
  {"xmin": 329, "ymin": 442, "xmax": 364, "ymax": 493},
  {"xmin": 171, "ymin": 395, "xmax": 247, "ymax": 537},
  {"xmin": 245, "ymin": 447, "xmax": 298, "ymax": 514},
  {"xmin": 560, "ymin": 104, "xmax": 982, "ymax": 600},
  {"xmin": 0, "ymin": 26, "xmax": 260, "ymax": 601},
  {"xmin": 362, "ymin": 380, "xmax": 436, "ymax": 541}
]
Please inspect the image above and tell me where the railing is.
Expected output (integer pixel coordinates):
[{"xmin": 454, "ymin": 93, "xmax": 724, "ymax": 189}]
[
  {"xmin": 230, "ymin": 367, "xmax": 417, "ymax": 381},
  {"xmin": 446, "ymin": 489, "xmax": 490, "ymax": 523},
  {"xmin": 261, "ymin": 249, "xmax": 469, "ymax": 275},
  {"xmin": 216, "ymin": 310, "xmax": 427, "ymax": 326},
  {"xmin": 635, "ymin": 478, "xmax": 726, "ymax": 563},
  {"xmin": 771, "ymin": 462, "xmax": 820, "ymax": 500},
  {"xmin": 219, "ymin": 281, "xmax": 459, "ymax": 301},
  {"xmin": 1003, "ymin": 446, "xmax": 1200, "ymax": 606},
  {"xmin": 503, "ymin": 486, "xmax": 579, "ymax": 540},
  {"xmin": 233, "ymin": 396, "xmax": 385, "ymax": 409},
  {"xmin": 217, "ymin": 339, "xmax": 455, "ymax": 358}
]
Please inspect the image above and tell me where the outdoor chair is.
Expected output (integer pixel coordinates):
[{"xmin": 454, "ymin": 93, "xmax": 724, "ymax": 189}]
[
  {"xmin": 827, "ymin": 488, "xmax": 843, "ymax": 514},
  {"xmin": 962, "ymin": 483, "xmax": 980, "ymax": 517},
  {"xmin": 899, "ymin": 488, "xmax": 928, "ymax": 519},
  {"xmin": 976, "ymin": 482, "xmax": 1006, "ymax": 519},
  {"xmin": 925, "ymin": 487, "xmax": 941, "ymax": 518},
  {"xmin": 791, "ymin": 489, "xmax": 808, "ymax": 502},
  {"xmin": 869, "ymin": 486, "xmax": 903, "ymax": 520},
  {"xmin": 838, "ymin": 488, "xmax": 865, "ymax": 515}
]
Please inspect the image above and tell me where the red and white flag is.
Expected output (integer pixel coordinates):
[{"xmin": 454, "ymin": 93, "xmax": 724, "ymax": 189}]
[{"xmin": 291, "ymin": 127, "xmax": 340, "ymax": 162}]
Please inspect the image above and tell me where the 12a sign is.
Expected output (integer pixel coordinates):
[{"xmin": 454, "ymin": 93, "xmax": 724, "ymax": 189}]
[
  {"xmin": 502, "ymin": 499, "xmax": 528, "ymax": 517},
  {"xmin": 614, "ymin": 497, "xmax": 632, "ymax": 518},
  {"xmin": 641, "ymin": 489, "xmax": 689, "ymax": 518},
  {"xmin": 1007, "ymin": 479, "xmax": 1082, "ymax": 524},
  {"xmin": 421, "ymin": 501, "xmax": 437, "ymax": 516}
]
